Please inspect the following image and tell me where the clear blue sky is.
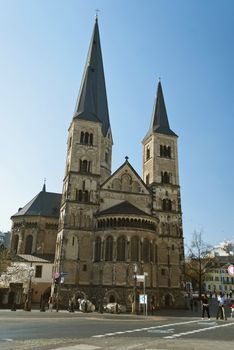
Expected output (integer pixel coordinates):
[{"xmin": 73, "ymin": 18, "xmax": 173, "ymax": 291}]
[{"xmin": 0, "ymin": 0, "xmax": 233, "ymax": 248}]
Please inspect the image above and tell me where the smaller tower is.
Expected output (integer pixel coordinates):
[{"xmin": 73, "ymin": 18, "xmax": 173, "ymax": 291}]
[{"xmin": 142, "ymin": 81, "xmax": 184, "ymax": 304}]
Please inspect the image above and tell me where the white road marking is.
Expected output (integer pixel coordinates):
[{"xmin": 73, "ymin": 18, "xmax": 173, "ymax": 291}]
[
  {"xmin": 164, "ymin": 322, "xmax": 234, "ymax": 339},
  {"xmin": 51, "ymin": 345, "xmax": 101, "ymax": 350},
  {"xmin": 92, "ymin": 319, "xmax": 198, "ymax": 338}
]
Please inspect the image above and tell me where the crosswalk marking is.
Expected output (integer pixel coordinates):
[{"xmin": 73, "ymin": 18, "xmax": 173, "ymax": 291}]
[
  {"xmin": 92, "ymin": 319, "xmax": 198, "ymax": 338},
  {"xmin": 164, "ymin": 322, "xmax": 234, "ymax": 339}
]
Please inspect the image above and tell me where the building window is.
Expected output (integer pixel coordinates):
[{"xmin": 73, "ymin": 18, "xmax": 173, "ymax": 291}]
[
  {"xmin": 105, "ymin": 236, "xmax": 113, "ymax": 261},
  {"xmin": 160, "ymin": 145, "xmax": 171, "ymax": 158},
  {"xmin": 161, "ymin": 268, "xmax": 166, "ymax": 275},
  {"xmin": 131, "ymin": 236, "xmax": 139, "ymax": 261},
  {"xmin": 80, "ymin": 131, "xmax": 93, "ymax": 146},
  {"xmin": 35, "ymin": 265, "xmax": 42, "ymax": 278},
  {"xmin": 117, "ymin": 236, "xmax": 126, "ymax": 261},
  {"xmin": 25, "ymin": 235, "xmax": 33, "ymax": 254},
  {"xmin": 83, "ymin": 264, "xmax": 87, "ymax": 271},
  {"xmin": 142, "ymin": 238, "xmax": 149, "ymax": 263},
  {"xmin": 94, "ymin": 237, "xmax": 101, "ymax": 262},
  {"xmin": 146, "ymin": 147, "xmax": 150, "ymax": 160},
  {"xmin": 80, "ymin": 159, "xmax": 91, "ymax": 173},
  {"xmin": 162, "ymin": 199, "xmax": 172, "ymax": 211},
  {"xmin": 13, "ymin": 235, "xmax": 19, "ymax": 254},
  {"xmin": 161, "ymin": 171, "xmax": 170, "ymax": 184}
]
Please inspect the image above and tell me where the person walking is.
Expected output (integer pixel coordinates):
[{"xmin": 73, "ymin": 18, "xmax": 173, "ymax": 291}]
[
  {"xmin": 216, "ymin": 292, "xmax": 226, "ymax": 320},
  {"xmin": 201, "ymin": 294, "xmax": 210, "ymax": 320}
]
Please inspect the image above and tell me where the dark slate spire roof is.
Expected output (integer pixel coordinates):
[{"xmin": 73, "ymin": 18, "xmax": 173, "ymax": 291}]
[
  {"xmin": 145, "ymin": 81, "xmax": 177, "ymax": 139},
  {"xmin": 98, "ymin": 201, "xmax": 150, "ymax": 217},
  {"xmin": 11, "ymin": 188, "xmax": 61, "ymax": 219},
  {"xmin": 73, "ymin": 18, "xmax": 111, "ymax": 136}
]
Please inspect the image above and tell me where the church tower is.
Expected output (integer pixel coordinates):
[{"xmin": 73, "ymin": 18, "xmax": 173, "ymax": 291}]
[
  {"xmin": 142, "ymin": 81, "xmax": 184, "ymax": 297},
  {"xmin": 54, "ymin": 17, "xmax": 113, "ymax": 289}
]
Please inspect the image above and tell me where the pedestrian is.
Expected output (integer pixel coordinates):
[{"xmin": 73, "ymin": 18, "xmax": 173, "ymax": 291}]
[
  {"xmin": 201, "ymin": 294, "xmax": 210, "ymax": 320},
  {"xmin": 216, "ymin": 292, "xmax": 226, "ymax": 320},
  {"xmin": 230, "ymin": 300, "xmax": 234, "ymax": 318}
]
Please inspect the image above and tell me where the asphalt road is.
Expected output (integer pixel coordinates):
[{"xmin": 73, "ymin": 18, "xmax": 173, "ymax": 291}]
[{"xmin": 0, "ymin": 309, "xmax": 233, "ymax": 350}]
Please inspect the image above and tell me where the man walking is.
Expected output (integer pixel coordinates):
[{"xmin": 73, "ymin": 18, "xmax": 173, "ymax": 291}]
[
  {"xmin": 201, "ymin": 294, "xmax": 210, "ymax": 320},
  {"xmin": 216, "ymin": 292, "xmax": 226, "ymax": 320}
]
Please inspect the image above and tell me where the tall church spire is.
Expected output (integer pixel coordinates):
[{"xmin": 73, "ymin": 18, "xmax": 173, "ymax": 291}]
[
  {"xmin": 147, "ymin": 81, "xmax": 177, "ymax": 137},
  {"xmin": 73, "ymin": 18, "xmax": 110, "ymax": 136}
]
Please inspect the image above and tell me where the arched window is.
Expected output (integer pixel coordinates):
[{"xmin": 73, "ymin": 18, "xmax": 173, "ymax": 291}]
[
  {"xmin": 146, "ymin": 147, "xmax": 150, "ymax": 160},
  {"xmin": 142, "ymin": 238, "xmax": 149, "ymax": 263},
  {"xmin": 161, "ymin": 171, "xmax": 170, "ymax": 184},
  {"xmin": 167, "ymin": 146, "xmax": 171, "ymax": 158},
  {"xmin": 25, "ymin": 235, "xmax": 33, "ymax": 254},
  {"xmin": 90, "ymin": 133, "xmax": 93, "ymax": 145},
  {"xmin": 117, "ymin": 236, "xmax": 126, "ymax": 261},
  {"xmin": 80, "ymin": 132, "xmax": 84, "ymax": 144},
  {"xmin": 78, "ymin": 190, "xmax": 83, "ymax": 202},
  {"xmin": 94, "ymin": 237, "xmax": 101, "ymax": 262},
  {"xmin": 80, "ymin": 160, "xmax": 91, "ymax": 173},
  {"xmin": 162, "ymin": 199, "xmax": 172, "ymax": 211},
  {"xmin": 84, "ymin": 132, "xmax": 89, "ymax": 145},
  {"xmin": 160, "ymin": 145, "xmax": 163, "ymax": 157},
  {"xmin": 105, "ymin": 236, "xmax": 113, "ymax": 261},
  {"xmin": 13, "ymin": 235, "xmax": 19, "ymax": 254},
  {"xmin": 83, "ymin": 190, "xmax": 89, "ymax": 202},
  {"xmin": 131, "ymin": 236, "xmax": 139, "ymax": 261}
]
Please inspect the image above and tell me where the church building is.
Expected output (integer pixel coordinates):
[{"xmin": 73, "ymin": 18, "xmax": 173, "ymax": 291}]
[{"xmin": 53, "ymin": 18, "xmax": 185, "ymax": 310}]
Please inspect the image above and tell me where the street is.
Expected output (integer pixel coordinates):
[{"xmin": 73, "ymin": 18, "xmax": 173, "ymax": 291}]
[{"xmin": 0, "ymin": 308, "xmax": 234, "ymax": 350}]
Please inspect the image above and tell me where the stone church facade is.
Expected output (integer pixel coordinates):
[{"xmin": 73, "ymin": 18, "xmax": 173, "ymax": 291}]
[{"xmin": 52, "ymin": 18, "xmax": 185, "ymax": 310}]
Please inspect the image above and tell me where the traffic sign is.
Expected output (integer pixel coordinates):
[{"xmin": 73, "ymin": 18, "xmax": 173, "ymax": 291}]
[
  {"xmin": 228, "ymin": 265, "xmax": 234, "ymax": 276},
  {"xmin": 136, "ymin": 274, "xmax": 145, "ymax": 282},
  {"xmin": 139, "ymin": 294, "xmax": 147, "ymax": 304},
  {"xmin": 60, "ymin": 272, "xmax": 69, "ymax": 276}
]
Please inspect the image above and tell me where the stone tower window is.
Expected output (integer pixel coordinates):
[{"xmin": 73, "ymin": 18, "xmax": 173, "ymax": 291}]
[
  {"xmin": 80, "ymin": 131, "xmax": 93, "ymax": 146},
  {"xmin": 161, "ymin": 171, "xmax": 170, "ymax": 184},
  {"xmin": 160, "ymin": 145, "xmax": 171, "ymax": 158},
  {"xmin": 80, "ymin": 159, "xmax": 91, "ymax": 173},
  {"xmin": 162, "ymin": 199, "xmax": 172, "ymax": 211},
  {"xmin": 146, "ymin": 147, "xmax": 150, "ymax": 160}
]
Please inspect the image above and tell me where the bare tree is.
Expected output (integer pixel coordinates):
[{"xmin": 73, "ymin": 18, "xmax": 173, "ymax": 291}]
[
  {"xmin": 185, "ymin": 230, "xmax": 216, "ymax": 297},
  {"xmin": 0, "ymin": 246, "xmax": 12, "ymax": 276}
]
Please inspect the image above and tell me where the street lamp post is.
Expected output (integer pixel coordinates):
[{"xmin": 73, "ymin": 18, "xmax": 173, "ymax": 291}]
[{"xmin": 133, "ymin": 264, "xmax": 137, "ymax": 314}]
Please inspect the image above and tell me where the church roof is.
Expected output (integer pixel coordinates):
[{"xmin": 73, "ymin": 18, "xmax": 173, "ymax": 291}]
[
  {"xmin": 11, "ymin": 185, "xmax": 61, "ymax": 219},
  {"xmin": 73, "ymin": 18, "xmax": 111, "ymax": 137},
  {"xmin": 15, "ymin": 254, "xmax": 54, "ymax": 263},
  {"xmin": 98, "ymin": 201, "xmax": 151, "ymax": 217},
  {"xmin": 144, "ymin": 81, "xmax": 177, "ymax": 140}
]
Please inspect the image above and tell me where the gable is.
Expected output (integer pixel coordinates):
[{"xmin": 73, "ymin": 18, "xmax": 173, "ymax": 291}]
[{"xmin": 101, "ymin": 161, "xmax": 150, "ymax": 195}]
